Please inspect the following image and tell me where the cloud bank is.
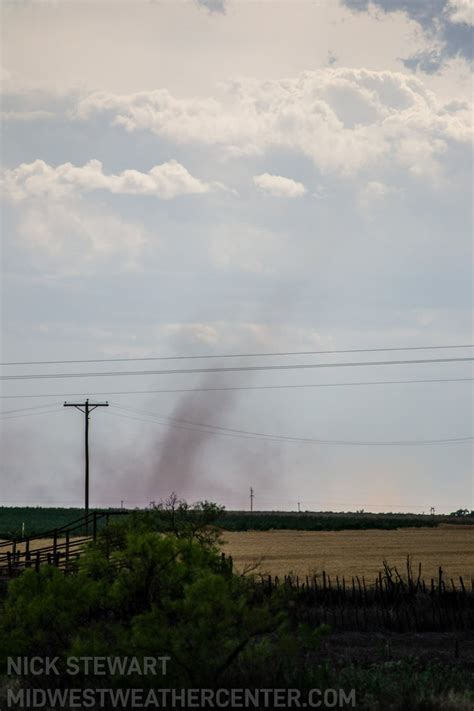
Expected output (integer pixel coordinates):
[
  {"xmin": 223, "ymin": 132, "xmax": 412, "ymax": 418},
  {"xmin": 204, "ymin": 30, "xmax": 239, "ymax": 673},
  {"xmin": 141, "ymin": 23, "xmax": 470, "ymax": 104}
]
[
  {"xmin": 74, "ymin": 69, "xmax": 472, "ymax": 180},
  {"xmin": 3, "ymin": 159, "xmax": 210, "ymax": 201}
]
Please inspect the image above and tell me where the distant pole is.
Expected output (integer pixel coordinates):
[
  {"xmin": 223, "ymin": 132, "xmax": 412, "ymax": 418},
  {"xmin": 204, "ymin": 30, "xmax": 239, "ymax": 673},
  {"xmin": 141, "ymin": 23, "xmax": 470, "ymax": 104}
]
[
  {"xmin": 250, "ymin": 487, "xmax": 254, "ymax": 513},
  {"xmin": 298, "ymin": 502, "xmax": 301, "ymax": 513},
  {"xmin": 64, "ymin": 398, "xmax": 109, "ymax": 532},
  {"xmin": 121, "ymin": 500, "xmax": 124, "ymax": 510}
]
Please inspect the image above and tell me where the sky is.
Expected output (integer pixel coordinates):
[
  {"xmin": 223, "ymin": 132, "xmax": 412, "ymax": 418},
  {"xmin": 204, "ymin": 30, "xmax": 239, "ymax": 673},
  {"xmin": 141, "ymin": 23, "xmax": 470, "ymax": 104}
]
[{"xmin": 0, "ymin": 0, "xmax": 473, "ymax": 513}]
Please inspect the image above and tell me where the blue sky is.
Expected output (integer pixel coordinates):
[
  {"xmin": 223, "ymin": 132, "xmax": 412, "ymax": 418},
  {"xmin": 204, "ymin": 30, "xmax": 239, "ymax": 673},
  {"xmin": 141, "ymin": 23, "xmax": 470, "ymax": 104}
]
[{"xmin": 1, "ymin": 0, "xmax": 472, "ymax": 512}]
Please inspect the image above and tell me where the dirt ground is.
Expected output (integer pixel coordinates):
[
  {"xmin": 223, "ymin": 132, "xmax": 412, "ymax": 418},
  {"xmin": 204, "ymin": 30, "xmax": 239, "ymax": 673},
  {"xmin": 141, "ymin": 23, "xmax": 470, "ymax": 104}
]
[{"xmin": 221, "ymin": 525, "xmax": 474, "ymax": 582}]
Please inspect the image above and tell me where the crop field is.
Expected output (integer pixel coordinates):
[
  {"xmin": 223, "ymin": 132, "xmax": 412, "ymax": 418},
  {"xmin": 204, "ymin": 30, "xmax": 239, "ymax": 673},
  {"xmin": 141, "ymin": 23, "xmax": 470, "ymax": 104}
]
[
  {"xmin": 221, "ymin": 524, "xmax": 474, "ymax": 581},
  {"xmin": 3, "ymin": 525, "xmax": 473, "ymax": 583},
  {"xmin": 2, "ymin": 506, "xmax": 472, "ymax": 539}
]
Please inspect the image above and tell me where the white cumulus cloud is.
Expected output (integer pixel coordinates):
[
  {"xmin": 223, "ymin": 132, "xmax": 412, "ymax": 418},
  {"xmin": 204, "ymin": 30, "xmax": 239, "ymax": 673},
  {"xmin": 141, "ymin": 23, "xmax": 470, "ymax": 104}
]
[
  {"xmin": 447, "ymin": 0, "xmax": 473, "ymax": 25},
  {"xmin": 74, "ymin": 68, "xmax": 473, "ymax": 179},
  {"xmin": 253, "ymin": 173, "xmax": 307, "ymax": 198},
  {"xmin": 2, "ymin": 159, "xmax": 210, "ymax": 201}
]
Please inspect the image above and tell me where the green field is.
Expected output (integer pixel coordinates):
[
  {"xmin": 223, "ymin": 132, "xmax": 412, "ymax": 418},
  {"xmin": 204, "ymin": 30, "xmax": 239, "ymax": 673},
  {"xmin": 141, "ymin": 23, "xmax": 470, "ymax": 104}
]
[{"xmin": 0, "ymin": 506, "xmax": 472, "ymax": 539}]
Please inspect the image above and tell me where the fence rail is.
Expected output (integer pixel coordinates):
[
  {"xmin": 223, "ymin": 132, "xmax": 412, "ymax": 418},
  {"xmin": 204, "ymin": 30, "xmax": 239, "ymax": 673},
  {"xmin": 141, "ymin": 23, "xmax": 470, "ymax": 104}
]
[{"xmin": 0, "ymin": 510, "xmax": 129, "ymax": 579}]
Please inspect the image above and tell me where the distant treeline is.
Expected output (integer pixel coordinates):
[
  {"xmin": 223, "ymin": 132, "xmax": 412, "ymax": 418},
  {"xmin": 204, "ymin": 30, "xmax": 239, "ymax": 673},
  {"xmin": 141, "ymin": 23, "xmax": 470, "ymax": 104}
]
[
  {"xmin": 0, "ymin": 506, "xmax": 473, "ymax": 539},
  {"xmin": 215, "ymin": 512, "xmax": 442, "ymax": 532}
]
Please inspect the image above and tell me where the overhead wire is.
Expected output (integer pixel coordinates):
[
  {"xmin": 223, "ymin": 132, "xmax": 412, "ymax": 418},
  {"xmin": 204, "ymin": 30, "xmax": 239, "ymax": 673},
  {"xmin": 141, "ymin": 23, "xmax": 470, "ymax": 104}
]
[
  {"xmin": 0, "ymin": 403, "xmax": 62, "ymax": 416},
  {"xmin": 1, "ymin": 356, "xmax": 473, "ymax": 381},
  {"xmin": 0, "ymin": 408, "xmax": 63, "ymax": 421},
  {"xmin": 101, "ymin": 403, "xmax": 473, "ymax": 447},
  {"xmin": 2, "ymin": 343, "xmax": 472, "ymax": 367},
  {"xmin": 0, "ymin": 376, "xmax": 472, "ymax": 400}
]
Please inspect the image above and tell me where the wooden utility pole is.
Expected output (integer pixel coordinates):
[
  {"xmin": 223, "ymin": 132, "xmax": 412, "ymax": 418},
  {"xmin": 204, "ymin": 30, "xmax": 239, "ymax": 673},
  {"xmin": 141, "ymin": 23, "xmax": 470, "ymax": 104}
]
[
  {"xmin": 250, "ymin": 487, "xmax": 254, "ymax": 513},
  {"xmin": 64, "ymin": 399, "xmax": 109, "ymax": 531}
]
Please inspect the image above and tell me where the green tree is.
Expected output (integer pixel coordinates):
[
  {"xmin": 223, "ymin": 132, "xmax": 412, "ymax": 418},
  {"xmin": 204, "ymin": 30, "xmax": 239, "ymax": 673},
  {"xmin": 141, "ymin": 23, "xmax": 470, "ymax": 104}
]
[{"xmin": 0, "ymin": 498, "xmax": 321, "ymax": 692}]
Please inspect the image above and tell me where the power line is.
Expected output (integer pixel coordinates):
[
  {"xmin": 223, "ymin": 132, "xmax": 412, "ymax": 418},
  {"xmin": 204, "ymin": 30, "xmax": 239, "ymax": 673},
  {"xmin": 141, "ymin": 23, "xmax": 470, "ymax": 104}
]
[
  {"xmin": 102, "ymin": 405, "xmax": 473, "ymax": 447},
  {"xmin": 2, "ymin": 343, "xmax": 472, "ymax": 367},
  {"xmin": 0, "ymin": 409, "xmax": 63, "ymax": 421},
  {"xmin": 111, "ymin": 400, "xmax": 471, "ymax": 446},
  {"xmin": 1, "ymin": 377, "xmax": 472, "ymax": 400},
  {"xmin": 1, "ymin": 356, "xmax": 473, "ymax": 382},
  {"xmin": 0, "ymin": 403, "xmax": 61, "ymax": 416}
]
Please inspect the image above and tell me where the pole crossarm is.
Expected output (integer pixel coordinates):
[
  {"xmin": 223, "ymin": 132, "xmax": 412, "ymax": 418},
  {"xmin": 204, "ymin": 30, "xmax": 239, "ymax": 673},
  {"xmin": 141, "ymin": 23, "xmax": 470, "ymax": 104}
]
[{"xmin": 64, "ymin": 402, "xmax": 109, "ymax": 411}]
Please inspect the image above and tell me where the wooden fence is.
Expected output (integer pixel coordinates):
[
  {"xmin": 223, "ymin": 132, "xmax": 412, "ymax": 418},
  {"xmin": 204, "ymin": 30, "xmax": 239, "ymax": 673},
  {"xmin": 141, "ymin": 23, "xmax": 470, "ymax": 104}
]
[
  {"xmin": 0, "ymin": 510, "xmax": 128, "ymax": 580},
  {"xmin": 245, "ymin": 561, "xmax": 474, "ymax": 632}
]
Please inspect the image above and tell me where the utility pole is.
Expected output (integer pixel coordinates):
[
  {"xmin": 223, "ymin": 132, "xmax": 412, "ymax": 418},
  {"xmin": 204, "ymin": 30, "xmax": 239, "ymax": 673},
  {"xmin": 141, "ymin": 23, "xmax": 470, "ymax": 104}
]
[
  {"xmin": 250, "ymin": 487, "xmax": 254, "ymax": 513},
  {"xmin": 298, "ymin": 502, "xmax": 301, "ymax": 513},
  {"xmin": 64, "ymin": 398, "xmax": 109, "ymax": 532}
]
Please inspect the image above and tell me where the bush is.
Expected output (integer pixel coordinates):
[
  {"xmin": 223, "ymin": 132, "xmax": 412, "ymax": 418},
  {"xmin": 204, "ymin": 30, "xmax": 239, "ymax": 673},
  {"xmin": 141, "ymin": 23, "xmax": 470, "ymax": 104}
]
[{"xmin": 0, "ymin": 498, "xmax": 324, "ymax": 694}]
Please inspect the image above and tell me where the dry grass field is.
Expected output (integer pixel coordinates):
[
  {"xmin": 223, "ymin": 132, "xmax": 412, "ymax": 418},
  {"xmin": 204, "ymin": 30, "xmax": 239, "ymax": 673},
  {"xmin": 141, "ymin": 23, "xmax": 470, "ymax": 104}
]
[
  {"xmin": 9, "ymin": 537, "xmax": 87, "ymax": 551},
  {"xmin": 221, "ymin": 525, "xmax": 474, "ymax": 582},
  {"xmin": 2, "ymin": 525, "xmax": 473, "ymax": 583}
]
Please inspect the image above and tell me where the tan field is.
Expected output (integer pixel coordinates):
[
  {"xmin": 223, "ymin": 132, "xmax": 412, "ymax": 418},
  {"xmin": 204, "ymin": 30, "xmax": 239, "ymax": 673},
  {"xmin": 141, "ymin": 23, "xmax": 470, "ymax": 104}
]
[
  {"xmin": 2, "ymin": 537, "xmax": 89, "ymax": 551},
  {"xmin": 2, "ymin": 526, "xmax": 473, "ymax": 583},
  {"xmin": 221, "ymin": 525, "xmax": 474, "ymax": 582}
]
